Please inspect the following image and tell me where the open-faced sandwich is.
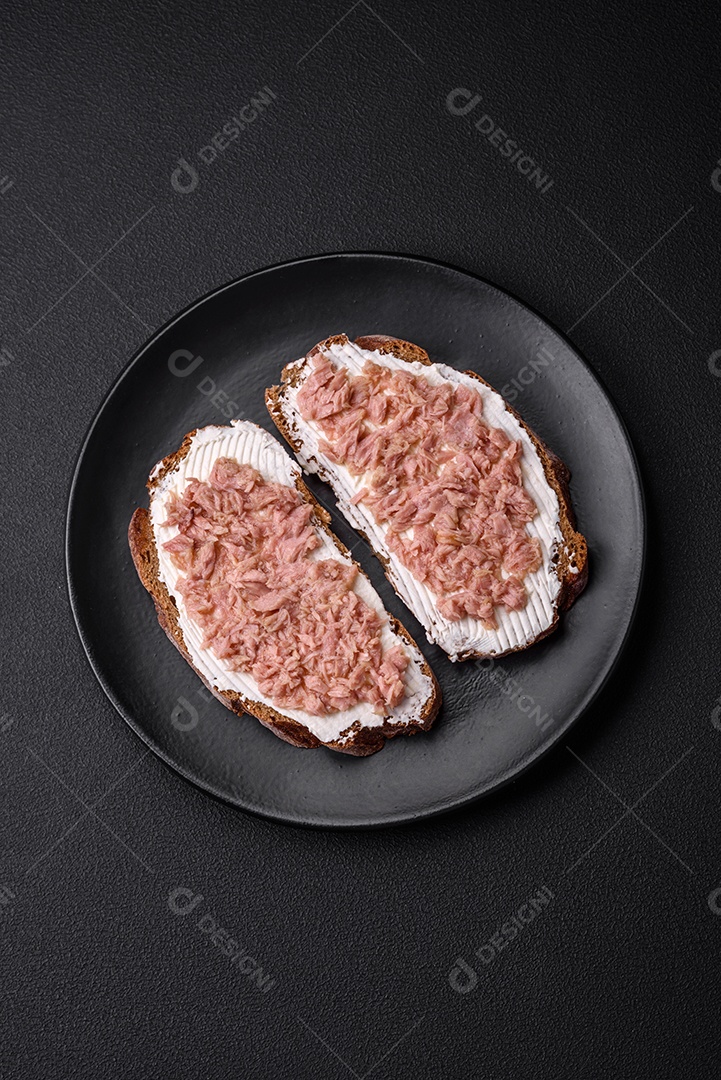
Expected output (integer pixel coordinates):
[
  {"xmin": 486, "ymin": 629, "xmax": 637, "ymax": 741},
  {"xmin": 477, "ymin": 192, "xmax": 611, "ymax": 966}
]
[
  {"xmin": 128, "ymin": 420, "xmax": 440, "ymax": 755},
  {"xmin": 267, "ymin": 334, "xmax": 588, "ymax": 662}
]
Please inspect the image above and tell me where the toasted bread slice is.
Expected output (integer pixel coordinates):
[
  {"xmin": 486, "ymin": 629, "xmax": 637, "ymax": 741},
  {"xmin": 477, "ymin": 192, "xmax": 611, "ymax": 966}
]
[
  {"xmin": 266, "ymin": 335, "xmax": 588, "ymax": 661},
  {"xmin": 129, "ymin": 420, "xmax": 440, "ymax": 756}
]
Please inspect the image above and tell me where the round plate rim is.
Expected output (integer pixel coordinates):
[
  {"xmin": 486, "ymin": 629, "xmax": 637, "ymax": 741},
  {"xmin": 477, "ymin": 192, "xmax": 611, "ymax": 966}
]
[{"xmin": 65, "ymin": 250, "xmax": 647, "ymax": 829}]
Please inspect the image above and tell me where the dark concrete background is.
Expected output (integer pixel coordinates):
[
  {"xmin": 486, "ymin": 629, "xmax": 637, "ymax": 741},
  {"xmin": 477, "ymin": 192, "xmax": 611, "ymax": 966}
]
[{"xmin": 2, "ymin": 1, "xmax": 720, "ymax": 1076}]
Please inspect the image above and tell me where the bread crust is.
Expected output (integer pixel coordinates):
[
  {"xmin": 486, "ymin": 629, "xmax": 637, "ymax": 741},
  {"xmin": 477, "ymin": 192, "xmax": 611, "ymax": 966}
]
[
  {"xmin": 128, "ymin": 426, "xmax": 441, "ymax": 756},
  {"xmin": 266, "ymin": 334, "xmax": 588, "ymax": 661}
]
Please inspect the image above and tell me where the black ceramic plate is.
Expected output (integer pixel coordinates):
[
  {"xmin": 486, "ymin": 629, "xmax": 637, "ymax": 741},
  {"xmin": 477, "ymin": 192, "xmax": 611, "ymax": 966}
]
[{"xmin": 67, "ymin": 253, "xmax": 644, "ymax": 827}]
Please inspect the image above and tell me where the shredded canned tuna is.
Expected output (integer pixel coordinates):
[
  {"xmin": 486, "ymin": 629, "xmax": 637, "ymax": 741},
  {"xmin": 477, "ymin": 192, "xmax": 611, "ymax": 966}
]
[
  {"xmin": 161, "ymin": 457, "xmax": 408, "ymax": 716},
  {"xmin": 296, "ymin": 355, "xmax": 543, "ymax": 626}
]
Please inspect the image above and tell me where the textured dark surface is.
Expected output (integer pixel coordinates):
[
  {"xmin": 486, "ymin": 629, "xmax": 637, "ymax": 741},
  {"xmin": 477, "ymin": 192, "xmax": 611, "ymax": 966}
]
[
  {"xmin": 2, "ymin": 1, "xmax": 719, "ymax": 1076},
  {"xmin": 67, "ymin": 254, "xmax": 643, "ymax": 825}
]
